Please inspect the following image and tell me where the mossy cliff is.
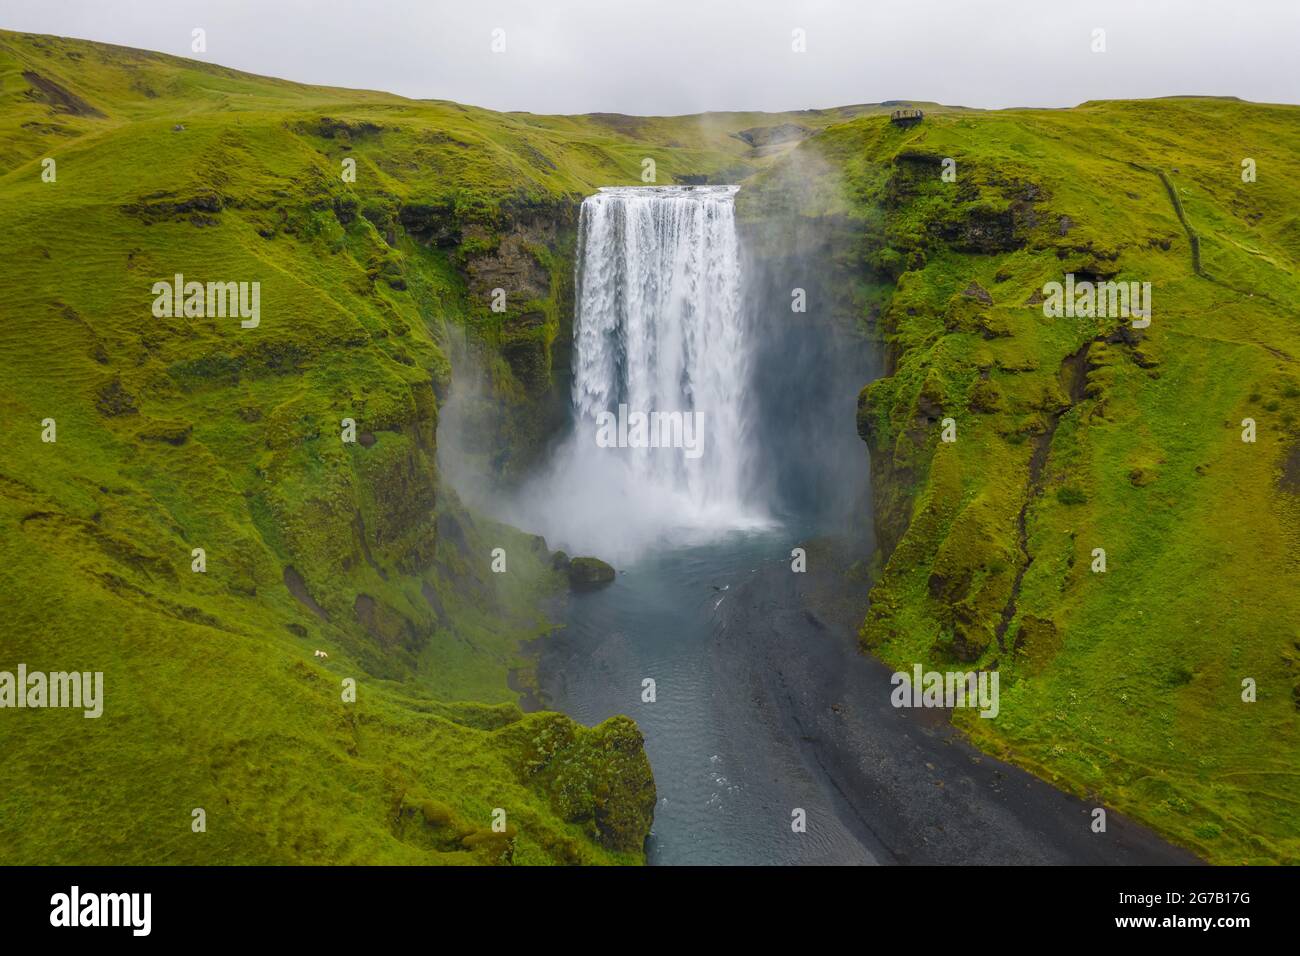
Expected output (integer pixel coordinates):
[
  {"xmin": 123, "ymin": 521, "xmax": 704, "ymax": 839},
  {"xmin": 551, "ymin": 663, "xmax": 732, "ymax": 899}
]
[{"xmin": 751, "ymin": 99, "xmax": 1300, "ymax": 864}]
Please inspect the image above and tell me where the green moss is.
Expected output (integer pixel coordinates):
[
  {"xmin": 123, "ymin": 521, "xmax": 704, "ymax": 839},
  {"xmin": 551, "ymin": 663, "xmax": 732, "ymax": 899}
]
[
  {"xmin": 1056, "ymin": 486, "xmax": 1087, "ymax": 506},
  {"xmin": 567, "ymin": 556, "xmax": 616, "ymax": 590}
]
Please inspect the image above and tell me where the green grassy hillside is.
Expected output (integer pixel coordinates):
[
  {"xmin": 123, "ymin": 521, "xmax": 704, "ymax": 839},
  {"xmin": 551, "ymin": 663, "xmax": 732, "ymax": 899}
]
[
  {"xmin": 748, "ymin": 97, "xmax": 1300, "ymax": 863},
  {"xmin": 4, "ymin": 28, "xmax": 1296, "ymax": 867},
  {"xmin": 0, "ymin": 29, "xmax": 726, "ymax": 864}
]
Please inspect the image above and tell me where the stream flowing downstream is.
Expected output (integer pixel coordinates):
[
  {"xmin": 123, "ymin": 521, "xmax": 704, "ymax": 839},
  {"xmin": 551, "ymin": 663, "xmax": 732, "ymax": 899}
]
[
  {"xmin": 537, "ymin": 525, "xmax": 878, "ymax": 865},
  {"xmin": 537, "ymin": 522, "xmax": 1200, "ymax": 865}
]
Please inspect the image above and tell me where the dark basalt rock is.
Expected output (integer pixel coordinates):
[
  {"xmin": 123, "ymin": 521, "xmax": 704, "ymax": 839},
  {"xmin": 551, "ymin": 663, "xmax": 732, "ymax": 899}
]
[
  {"xmin": 962, "ymin": 281, "xmax": 994, "ymax": 305},
  {"xmin": 398, "ymin": 200, "xmax": 459, "ymax": 246},
  {"xmin": 568, "ymin": 556, "xmax": 615, "ymax": 590}
]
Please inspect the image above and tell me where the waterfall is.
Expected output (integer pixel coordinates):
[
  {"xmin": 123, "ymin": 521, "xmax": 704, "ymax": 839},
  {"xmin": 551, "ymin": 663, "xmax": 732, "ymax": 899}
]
[
  {"xmin": 512, "ymin": 185, "xmax": 767, "ymax": 561},
  {"xmin": 574, "ymin": 185, "xmax": 755, "ymax": 507}
]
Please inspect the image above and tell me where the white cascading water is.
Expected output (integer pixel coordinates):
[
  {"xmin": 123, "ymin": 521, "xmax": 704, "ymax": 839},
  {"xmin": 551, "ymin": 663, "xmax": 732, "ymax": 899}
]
[{"xmin": 513, "ymin": 185, "xmax": 767, "ymax": 562}]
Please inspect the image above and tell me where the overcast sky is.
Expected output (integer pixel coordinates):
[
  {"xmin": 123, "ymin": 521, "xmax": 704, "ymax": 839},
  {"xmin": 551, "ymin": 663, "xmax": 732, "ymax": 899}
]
[{"xmin": 5, "ymin": 1, "xmax": 1297, "ymax": 115}]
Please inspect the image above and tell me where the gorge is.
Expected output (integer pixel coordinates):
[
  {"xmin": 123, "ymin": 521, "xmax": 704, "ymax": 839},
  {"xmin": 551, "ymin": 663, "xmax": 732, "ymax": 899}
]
[
  {"xmin": 508, "ymin": 182, "xmax": 1196, "ymax": 864},
  {"xmin": 2, "ymin": 29, "xmax": 1297, "ymax": 866}
]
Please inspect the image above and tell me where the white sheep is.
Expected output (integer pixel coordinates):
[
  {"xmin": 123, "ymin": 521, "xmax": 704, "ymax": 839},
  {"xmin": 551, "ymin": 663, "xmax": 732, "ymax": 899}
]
[{"xmin": 313, "ymin": 649, "xmax": 329, "ymax": 660}]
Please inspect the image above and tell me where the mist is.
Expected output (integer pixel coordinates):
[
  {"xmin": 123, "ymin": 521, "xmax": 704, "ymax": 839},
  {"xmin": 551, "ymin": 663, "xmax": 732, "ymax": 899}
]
[{"xmin": 440, "ymin": 159, "xmax": 878, "ymax": 566}]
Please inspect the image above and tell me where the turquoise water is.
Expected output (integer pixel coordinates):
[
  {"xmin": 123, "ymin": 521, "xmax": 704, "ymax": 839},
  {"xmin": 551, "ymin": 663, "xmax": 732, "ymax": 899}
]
[{"xmin": 536, "ymin": 525, "xmax": 880, "ymax": 865}]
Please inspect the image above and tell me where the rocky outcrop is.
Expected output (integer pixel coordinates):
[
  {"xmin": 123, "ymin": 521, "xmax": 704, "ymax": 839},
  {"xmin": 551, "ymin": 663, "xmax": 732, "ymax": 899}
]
[
  {"xmin": 498, "ymin": 713, "xmax": 655, "ymax": 853},
  {"xmin": 568, "ymin": 556, "xmax": 615, "ymax": 590}
]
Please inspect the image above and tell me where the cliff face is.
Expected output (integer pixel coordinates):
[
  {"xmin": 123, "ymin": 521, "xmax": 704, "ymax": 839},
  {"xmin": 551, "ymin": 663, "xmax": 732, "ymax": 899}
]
[
  {"xmin": 447, "ymin": 195, "xmax": 580, "ymax": 482},
  {"xmin": 772, "ymin": 100, "xmax": 1300, "ymax": 864}
]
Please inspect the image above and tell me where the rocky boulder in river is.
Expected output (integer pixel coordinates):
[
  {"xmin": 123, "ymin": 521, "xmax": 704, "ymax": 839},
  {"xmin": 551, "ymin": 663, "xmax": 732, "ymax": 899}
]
[{"xmin": 568, "ymin": 556, "xmax": 616, "ymax": 590}]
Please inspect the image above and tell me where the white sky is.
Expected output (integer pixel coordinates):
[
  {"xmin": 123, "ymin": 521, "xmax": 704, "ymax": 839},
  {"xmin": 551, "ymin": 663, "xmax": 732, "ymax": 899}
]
[{"xmin": 4, "ymin": 0, "xmax": 1297, "ymax": 115}]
